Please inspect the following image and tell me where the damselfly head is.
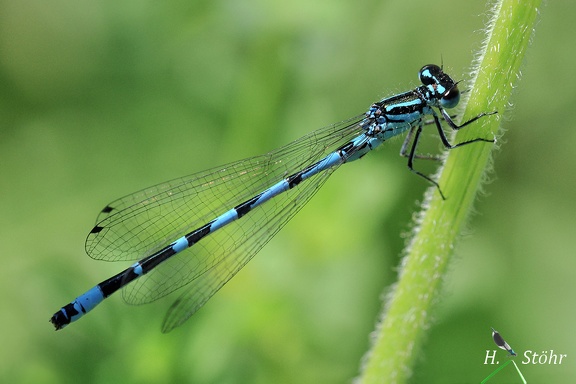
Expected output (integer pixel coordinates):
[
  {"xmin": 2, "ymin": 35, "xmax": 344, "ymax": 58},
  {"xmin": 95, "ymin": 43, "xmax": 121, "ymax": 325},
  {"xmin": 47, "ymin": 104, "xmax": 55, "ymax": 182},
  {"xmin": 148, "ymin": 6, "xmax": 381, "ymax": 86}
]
[{"xmin": 418, "ymin": 64, "xmax": 460, "ymax": 109}]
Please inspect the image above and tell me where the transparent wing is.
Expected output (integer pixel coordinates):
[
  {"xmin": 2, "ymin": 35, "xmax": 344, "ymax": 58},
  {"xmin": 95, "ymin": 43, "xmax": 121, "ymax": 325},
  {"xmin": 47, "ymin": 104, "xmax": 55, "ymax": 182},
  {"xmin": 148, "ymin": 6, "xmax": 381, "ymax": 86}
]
[
  {"xmin": 85, "ymin": 115, "xmax": 365, "ymax": 262},
  {"xmin": 160, "ymin": 160, "xmax": 337, "ymax": 332},
  {"xmin": 83, "ymin": 115, "xmax": 370, "ymax": 320}
]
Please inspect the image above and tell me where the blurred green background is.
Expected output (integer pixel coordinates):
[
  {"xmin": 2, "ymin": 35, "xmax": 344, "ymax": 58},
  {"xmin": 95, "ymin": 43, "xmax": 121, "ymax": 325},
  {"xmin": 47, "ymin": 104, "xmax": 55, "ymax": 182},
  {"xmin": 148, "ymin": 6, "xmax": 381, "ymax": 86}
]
[{"xmin": 1, "ymin": 0, "xmax": 574, "ymax": 383}]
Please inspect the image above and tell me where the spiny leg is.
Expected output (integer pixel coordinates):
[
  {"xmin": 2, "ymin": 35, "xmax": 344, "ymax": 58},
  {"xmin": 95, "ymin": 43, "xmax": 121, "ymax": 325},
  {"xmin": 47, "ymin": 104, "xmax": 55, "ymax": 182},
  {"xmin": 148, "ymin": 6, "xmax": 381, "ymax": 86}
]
[
  {"xmin": 403, "ymin": 110, "xmax": 496, "ymax": 199},
  {"xmin": 404, "ymin": 123, "xmax": 447, "ymax": 200},
  {"xmin": 400, "ymin": 120, "xmax": 442, "ymax": 161},
  {"xmin": 435, "ymin": 108, "xmax": 497, "ymax": 149},
  {"xmin": 401, "ymin": 113, "xmax": 469, "ymax": 161}
]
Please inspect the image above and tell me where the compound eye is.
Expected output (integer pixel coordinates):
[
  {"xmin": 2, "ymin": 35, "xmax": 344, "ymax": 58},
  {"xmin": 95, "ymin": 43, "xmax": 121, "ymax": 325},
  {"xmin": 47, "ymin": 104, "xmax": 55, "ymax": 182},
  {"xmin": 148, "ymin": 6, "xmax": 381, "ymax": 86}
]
[
  {"xmin": 440, "ymin": 86, "xmax": 460, "ymax": 109},
  {"xmin": 419, "ymin": 64, "xmax": 441, "ymax": 85}
]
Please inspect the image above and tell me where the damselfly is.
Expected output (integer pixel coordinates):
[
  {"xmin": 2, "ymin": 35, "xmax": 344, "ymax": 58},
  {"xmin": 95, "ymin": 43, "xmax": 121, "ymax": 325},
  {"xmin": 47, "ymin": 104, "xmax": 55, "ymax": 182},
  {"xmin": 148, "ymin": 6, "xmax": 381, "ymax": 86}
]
[{"xmin": 50, "ymin": 64, "xmax": 494, "ymax": 332}]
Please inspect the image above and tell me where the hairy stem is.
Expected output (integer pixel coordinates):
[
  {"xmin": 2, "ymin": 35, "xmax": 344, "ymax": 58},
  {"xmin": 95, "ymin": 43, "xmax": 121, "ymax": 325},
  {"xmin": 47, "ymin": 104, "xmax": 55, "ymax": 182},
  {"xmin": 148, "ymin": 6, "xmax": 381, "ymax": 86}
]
[{"xmin": 358, "ymin": 0, "xmax": 542, "ymax": 382}]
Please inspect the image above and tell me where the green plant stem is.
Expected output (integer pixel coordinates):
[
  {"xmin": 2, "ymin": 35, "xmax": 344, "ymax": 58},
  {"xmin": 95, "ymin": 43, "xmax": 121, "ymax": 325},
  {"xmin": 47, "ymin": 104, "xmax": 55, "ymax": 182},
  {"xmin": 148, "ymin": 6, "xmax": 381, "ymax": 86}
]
[{"xmin": 358, "ymin": 0, "xmax": 542, "ymax": 383}]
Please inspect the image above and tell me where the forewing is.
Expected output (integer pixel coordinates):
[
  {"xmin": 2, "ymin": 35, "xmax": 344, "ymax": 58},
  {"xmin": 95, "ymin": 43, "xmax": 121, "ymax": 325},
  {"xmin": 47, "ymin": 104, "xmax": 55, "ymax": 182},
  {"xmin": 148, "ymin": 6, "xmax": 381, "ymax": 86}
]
[
  {"xmin": 115, "ymin": 115, "xmax": 368, "ymax": 306},
  {"xmin": 85, "ymin": 115, "xmax": 365, "ymax": 262}
]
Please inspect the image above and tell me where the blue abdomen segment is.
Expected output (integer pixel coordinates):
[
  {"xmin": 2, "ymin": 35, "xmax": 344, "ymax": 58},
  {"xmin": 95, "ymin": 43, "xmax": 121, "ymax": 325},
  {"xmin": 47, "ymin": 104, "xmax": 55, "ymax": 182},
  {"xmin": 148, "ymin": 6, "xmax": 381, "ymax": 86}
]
[{"xmin": 50, "ymin": 286, "xmax": 104, "ymax": 329}]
